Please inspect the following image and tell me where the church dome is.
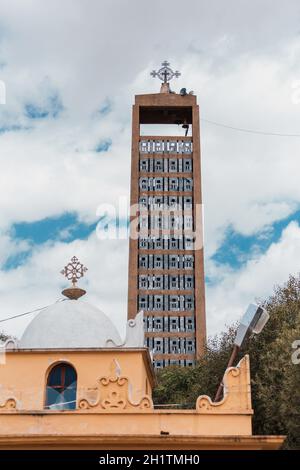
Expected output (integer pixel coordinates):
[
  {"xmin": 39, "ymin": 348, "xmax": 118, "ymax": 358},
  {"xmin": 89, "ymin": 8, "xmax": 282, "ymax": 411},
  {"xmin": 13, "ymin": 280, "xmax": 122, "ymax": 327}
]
[{"xmin": 19, "ymin": 299, "xmax": 122, "ymax": 349}]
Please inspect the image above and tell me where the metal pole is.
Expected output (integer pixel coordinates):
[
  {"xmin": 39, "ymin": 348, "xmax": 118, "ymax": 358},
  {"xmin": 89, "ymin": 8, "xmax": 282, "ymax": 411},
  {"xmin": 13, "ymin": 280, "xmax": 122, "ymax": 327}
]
[{"xmin": 214, "ymin": 344, "xmax": 240, "ymax": 402}]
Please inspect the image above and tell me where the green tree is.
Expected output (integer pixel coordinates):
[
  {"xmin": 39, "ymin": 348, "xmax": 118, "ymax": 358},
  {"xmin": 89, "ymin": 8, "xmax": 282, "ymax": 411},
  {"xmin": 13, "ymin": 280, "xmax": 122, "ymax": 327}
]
[{"xmin": 153, "ymin": 275, "xmax": 300, "ymax": 449}]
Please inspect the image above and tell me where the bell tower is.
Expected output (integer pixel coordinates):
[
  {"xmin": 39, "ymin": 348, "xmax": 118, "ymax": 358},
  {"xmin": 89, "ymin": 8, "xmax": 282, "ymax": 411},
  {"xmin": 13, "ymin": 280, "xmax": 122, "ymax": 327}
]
[{"xmin": 127, "ymin": 62, "xmax": 206, "ymax": 368}]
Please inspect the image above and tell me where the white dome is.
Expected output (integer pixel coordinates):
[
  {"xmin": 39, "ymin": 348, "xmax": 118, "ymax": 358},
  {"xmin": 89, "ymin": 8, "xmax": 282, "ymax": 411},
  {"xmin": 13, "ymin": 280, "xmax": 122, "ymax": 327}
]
[{"xmin": 19, "ymin": 300, "xmax": 122, "ymax": 349}]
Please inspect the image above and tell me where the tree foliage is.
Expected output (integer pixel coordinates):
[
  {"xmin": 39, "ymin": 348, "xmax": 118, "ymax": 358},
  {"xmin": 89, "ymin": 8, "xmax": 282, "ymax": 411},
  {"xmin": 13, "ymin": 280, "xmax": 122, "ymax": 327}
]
[{"xmin": 153, "ymin": 274, "xmax": 300, "ymax": 449}]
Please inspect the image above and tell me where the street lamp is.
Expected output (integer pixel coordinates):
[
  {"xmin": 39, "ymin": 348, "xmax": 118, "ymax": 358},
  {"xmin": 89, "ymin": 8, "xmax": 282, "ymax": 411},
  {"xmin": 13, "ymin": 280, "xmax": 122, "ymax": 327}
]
[{"xmin": 214, "ymin": 303, "xmax": 270, "ymax": 402}]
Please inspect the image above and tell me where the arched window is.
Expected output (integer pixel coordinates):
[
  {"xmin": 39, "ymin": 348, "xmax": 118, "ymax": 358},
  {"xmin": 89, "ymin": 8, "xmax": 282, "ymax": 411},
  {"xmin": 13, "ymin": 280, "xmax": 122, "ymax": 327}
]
[{"xmin": 45, "ymin": 363, "xmax": 77, "ymax": 410}]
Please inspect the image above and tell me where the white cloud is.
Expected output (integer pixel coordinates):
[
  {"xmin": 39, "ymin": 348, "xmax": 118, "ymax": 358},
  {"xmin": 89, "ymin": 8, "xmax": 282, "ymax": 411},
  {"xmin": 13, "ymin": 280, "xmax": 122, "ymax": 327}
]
[
  {"xmin": 0, "ymin": 233, "xmax": 128, "ymax": 339},
  {"xmin": 0, "ymin": 232, "xmax": 30, "ymax": 266},
  {"xmin": 206, "ymin": 221, "xmax": 300, "ymax": 336},
  {"xmin": 0, "ymin": 1, "xmax": 300, "ymax": 337}
]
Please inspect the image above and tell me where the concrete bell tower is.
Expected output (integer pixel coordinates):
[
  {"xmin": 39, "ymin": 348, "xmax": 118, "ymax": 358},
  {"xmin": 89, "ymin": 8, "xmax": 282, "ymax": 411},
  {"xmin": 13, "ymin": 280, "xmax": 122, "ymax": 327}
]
[{"xmin": 127, "ymin": 61, "xmax": 206, "ymax": 368}]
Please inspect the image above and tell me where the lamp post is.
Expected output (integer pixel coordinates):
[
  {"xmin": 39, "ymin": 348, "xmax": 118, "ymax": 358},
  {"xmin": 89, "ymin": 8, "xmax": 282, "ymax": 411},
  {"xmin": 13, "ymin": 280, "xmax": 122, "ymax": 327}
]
[{"xmin": 214, "ymin": 303, "xmax": 270, "ymax": 402}]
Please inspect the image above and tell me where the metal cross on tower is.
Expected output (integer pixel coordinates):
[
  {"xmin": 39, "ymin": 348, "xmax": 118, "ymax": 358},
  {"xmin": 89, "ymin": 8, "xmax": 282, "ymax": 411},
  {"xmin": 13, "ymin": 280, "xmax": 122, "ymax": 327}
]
[{"xmin": 150, "ymin": 61, "xmax": 181, "ymax": 84}]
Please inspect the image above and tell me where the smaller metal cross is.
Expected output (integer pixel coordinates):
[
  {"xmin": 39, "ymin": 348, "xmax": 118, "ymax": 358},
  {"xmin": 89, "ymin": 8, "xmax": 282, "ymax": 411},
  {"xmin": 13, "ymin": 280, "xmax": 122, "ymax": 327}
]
[
  {"xmin": 150, "ymin": 61, "xmax": 181, "ymax": 84},
  {"xmin": 61, "ymin": 256, "xmax": 88, "ymax": 287}
]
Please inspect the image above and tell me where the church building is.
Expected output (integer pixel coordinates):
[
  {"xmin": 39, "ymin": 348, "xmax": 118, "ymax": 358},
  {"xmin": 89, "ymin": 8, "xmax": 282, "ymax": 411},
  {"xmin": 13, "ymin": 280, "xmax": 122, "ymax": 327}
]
[{"xmin": 0, "ymin": 256, "xmax": 284, "ymax": 449}]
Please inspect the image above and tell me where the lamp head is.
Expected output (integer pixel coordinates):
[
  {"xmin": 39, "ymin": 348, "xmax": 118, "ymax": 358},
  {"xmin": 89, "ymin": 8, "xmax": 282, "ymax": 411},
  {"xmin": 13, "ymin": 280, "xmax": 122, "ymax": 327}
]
[{"xmin": 234, "ymin": 303, "xmax": 269, "ymax": 348}]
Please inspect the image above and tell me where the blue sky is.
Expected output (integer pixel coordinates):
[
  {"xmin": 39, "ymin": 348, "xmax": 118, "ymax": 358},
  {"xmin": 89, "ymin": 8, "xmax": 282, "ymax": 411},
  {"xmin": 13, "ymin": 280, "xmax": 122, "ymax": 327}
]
[
  {"xmin": 5, "ymin": 206, "xmax": 300, "ymax": 271},
  {"xmin": 24, "ymin": 93, "xmax": 64, "ymax": 120},
  {"xmin": 4, "ymin": 213, "xmax": 96, "ymax": 270},
  {"xmin": 0, "ymin": 0, "xmax": 300, "ymax": 338},
  {"xmin": 12, "ymin": 213, "xmax": 95, "ymax": 245}
]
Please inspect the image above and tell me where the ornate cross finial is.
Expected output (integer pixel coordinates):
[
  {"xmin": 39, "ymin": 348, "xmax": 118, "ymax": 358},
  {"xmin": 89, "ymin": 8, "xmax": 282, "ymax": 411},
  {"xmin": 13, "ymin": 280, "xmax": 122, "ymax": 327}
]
[
  {"xmin": 61, "ymin": 256, "xmax": 88, "ymax": 300},
  {"xmin": 150, "ymin": 61, "xmax": 181, "ymax": 84},
  {"xmin": 61, "ymin": 256, "xmax": 88, "ymax": 287}
]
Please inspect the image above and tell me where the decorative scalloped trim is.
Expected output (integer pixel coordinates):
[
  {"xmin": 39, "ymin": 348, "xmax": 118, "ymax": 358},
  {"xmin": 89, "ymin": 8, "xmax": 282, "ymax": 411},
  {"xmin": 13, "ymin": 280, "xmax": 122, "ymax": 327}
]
[
  {"xmin": 196, "ymin": 355, "xmax": 252, "ymax": 413},
  {"xmin": 0, "ymin": 398, "xmax": 17, "ymax": 410},
  {"xmin": 78, "ymin": 360, "xmax": 153, "ymax": 411}
]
